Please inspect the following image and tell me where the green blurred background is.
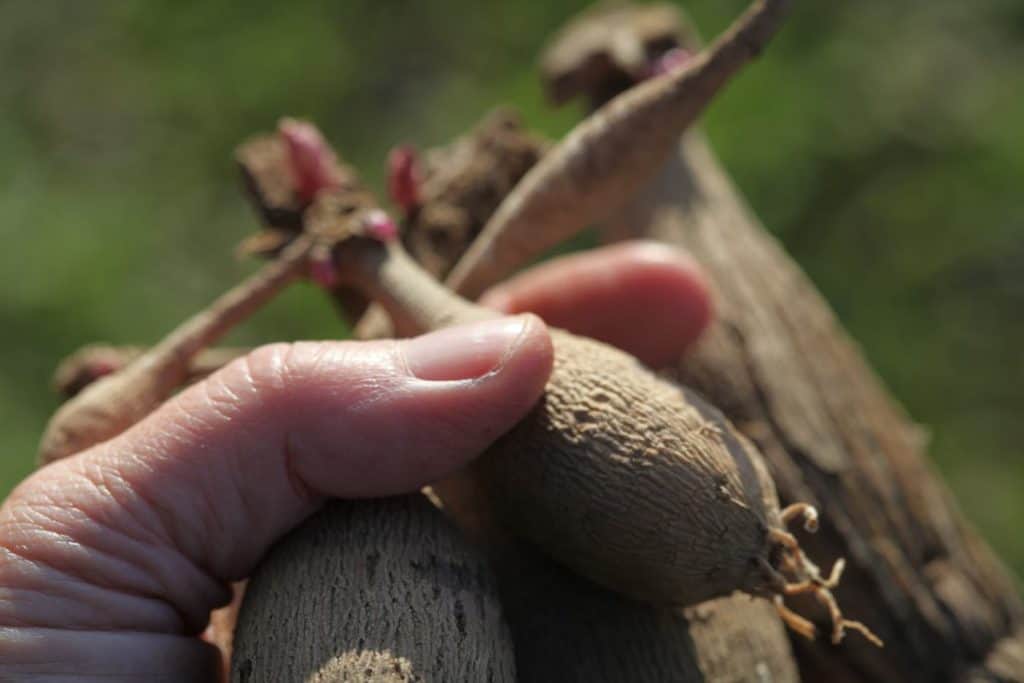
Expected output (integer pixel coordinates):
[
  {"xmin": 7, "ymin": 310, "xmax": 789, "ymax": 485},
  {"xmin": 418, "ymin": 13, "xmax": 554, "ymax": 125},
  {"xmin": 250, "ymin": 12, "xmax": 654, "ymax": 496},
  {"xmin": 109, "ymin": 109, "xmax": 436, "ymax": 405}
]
[{"xmin": 1, "ymin": 1, "xmax": 1021, "ymax": 575}]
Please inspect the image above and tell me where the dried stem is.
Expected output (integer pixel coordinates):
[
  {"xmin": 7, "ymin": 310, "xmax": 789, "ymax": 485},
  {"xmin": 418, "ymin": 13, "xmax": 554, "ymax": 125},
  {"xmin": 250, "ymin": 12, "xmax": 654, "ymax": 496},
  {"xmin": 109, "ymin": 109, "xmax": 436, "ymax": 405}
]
[
  {"xmin": 307, "ymin": 201, "xmax": 492, "ymax": 338},
  {"xmin": 443, "ymin": 0, "xmax": 791, "ymax": 300},
  {"xmin": 152, "ymin": 235, "xmax": 312, "ymax": 363},
  {"xmin": 52, "ymin": 345, "xmax": 248, "ymax": 399},
  {"xmin": 37, "ymin": 235, "xmax": 314, "ymax": 465}
]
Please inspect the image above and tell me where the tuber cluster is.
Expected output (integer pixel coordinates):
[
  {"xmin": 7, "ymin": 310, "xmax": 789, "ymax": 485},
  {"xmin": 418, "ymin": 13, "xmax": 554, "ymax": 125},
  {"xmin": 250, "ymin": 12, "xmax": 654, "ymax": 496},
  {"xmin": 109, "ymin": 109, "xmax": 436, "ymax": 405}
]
[
  {"xmin": 36, "ymin": 0, "xmax": 909, "ymax": 678},
  {"xmin": 296, "ymin": 188, "xmax": 880, "ymax": 646}
]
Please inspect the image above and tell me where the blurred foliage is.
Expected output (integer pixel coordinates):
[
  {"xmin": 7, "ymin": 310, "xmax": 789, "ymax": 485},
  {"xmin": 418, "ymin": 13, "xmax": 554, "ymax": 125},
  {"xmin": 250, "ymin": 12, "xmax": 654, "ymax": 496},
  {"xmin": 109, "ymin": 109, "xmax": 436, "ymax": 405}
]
[{"xmin": 1, "ymin": 1, "xmax": 1021, "ymax": 574}]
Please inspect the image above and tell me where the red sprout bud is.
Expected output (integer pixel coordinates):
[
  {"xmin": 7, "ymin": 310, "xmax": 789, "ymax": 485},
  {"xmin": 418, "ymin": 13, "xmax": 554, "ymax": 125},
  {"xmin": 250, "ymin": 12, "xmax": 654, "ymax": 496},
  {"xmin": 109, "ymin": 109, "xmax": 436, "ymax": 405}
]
[
  {"xmin": 642, "ymin": 47, "xmax": 695, "ymax": 80},
  {"xmin": 309, "ymin": 244, "xmax": 339, "ymax": 289},
  {"xmin": 387, "ymin": 145, "xmax": 421, "ymax": 215},
  {"xmin": 88, "ymin": 358, "xmax": 120, "ymax": 378},
  {"xmin": 278, "ymin": 118, "xmax": 344, "ymax": 203},
  {"xmin": 362, "ymin": 209, "xmax": 399, "ymax": 242}
]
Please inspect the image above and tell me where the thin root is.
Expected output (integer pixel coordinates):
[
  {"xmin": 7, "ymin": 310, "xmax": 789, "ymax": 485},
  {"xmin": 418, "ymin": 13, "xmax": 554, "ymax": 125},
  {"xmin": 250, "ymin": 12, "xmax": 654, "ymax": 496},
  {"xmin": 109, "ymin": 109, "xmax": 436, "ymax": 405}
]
[
  {"xmin": 782, "ymin": 580, "xmax": 815, "ymax": 596},
  {"xmin": 771, "ymin": 527, "xmax": 884, "ymax": 648},
  {"xmin": 774, "ymin": 595, "xmax": 816, "ymax": 641},
  {"xmin": 825, "ymin": 558, "xmax": 845, "ymax": 589},
  {"xmin": 768, "ymin": 527, "xmax": 801, "ymax": 554},
  {"xmin": 841, "ymin": 619, "xmax": 886, "ymax": 648},
  {"xmin": 781, "ymin": 502, "xmax": 819, "ymax": 532},
  {"xmin": 808, "ymin": 577, "xmax": 883, "ymax": 647}
]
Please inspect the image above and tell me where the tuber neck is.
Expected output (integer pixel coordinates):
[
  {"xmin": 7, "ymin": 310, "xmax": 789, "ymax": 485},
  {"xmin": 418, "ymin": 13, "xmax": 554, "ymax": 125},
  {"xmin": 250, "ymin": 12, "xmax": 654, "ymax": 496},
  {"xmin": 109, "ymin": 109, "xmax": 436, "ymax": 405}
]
[{"xmin": 353, "ymin": 241, "xmax": 494, "ymax": 337}]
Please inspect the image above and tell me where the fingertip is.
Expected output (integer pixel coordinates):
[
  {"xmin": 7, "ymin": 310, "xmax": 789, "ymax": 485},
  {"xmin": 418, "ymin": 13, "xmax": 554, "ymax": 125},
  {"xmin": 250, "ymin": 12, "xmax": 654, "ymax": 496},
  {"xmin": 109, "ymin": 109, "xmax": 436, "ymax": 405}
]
[
  {"xmin": 479, "ymin": 241, "xmax": 714, "ymax": 367},
  {"xmin": 485, "ymin": 313, "xmax": 555, "ymax": 415},
  {"xmin": 477, "ymin": 288, "xmax": 514, "ymax": 312},
  {"xmin": 284, "ymin": 316, "xmax": 553, "ymax": 499},
  {"xmin": 401, "ymin": 314, "xmax": 547, "ymax": 382},
  {"xmin": 612, "ymin": 240, "xmax": 715, "ymax": 344}
]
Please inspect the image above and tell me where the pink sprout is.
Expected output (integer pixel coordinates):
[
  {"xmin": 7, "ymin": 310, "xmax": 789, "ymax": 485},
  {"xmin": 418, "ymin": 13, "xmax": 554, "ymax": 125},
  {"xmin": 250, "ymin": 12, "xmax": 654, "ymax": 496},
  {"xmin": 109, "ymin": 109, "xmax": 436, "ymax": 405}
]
[
  {"xmin": 642, "ymin": 47, "xmax": 695, "ymax": 80},
  {"xmin": 309, "ymin": 246, "xmax": 339, "ymax": 289},
  {"xmin": 362, "ymin": 209, "xmax": 399, "ymax": 242},
  {"xmin": 387, "ymin": 145, "xmax": 421, "ymax": 215},
  {"xmin": 278, "ymin": 118, "xmax": 344, "ymax": 203},
  {"xmin": 87, "ymin": 359, "xmax": 120, "ymax": 379}
]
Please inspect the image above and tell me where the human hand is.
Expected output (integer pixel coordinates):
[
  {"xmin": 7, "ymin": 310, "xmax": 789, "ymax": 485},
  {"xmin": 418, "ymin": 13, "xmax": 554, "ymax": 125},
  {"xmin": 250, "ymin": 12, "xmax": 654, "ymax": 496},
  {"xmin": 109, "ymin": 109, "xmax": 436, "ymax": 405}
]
[{"xmin": 0, "ymin": 241, "xmax": 711, "ymax": 682}]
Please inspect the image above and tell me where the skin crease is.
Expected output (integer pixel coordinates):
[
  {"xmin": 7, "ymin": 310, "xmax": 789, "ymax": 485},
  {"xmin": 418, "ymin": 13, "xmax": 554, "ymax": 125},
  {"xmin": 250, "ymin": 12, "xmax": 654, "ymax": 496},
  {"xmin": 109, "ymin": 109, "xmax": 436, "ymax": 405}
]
[{"xmin": 0, "ymin": 241, "xmax": 711, "ymax": 682}]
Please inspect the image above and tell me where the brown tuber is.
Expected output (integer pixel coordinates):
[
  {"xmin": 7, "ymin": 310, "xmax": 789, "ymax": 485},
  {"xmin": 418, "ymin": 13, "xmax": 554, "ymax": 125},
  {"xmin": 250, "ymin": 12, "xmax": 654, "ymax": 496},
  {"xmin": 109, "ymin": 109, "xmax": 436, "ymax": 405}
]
[
  {"xmin": 496, "ymin": 538, "xmax": 801, "ymax": 682},
  {"xmin": 231, "ymin": 495, "xmax": 517, "ymax": 682},
  {"xmin": 302, "ymin": 191, "xmax": 881, "ymax": 647}
]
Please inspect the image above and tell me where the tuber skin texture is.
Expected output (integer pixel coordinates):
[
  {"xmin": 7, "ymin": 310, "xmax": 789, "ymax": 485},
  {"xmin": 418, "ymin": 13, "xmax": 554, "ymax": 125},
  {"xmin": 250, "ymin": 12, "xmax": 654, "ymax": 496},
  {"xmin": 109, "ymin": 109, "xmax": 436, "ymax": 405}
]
[
  {"xmin": 444, "ymin": 0, "xmax": 791, "ymax": 300},
  {"xmin": 480, "ymin": 319, "xmax": 783, "ymax": 606},
  {"xmin": 307, "ymin": 195, "xmax": 878, "ymax": 646},
  {"xmin": 495, "ymin": 536, "xmax": 800, "ymax": 683},
  {"xmin": 36, "ymin": 234, "xmax": 314, "ymax": 465},
  {"xmin": 231, "ymin": 495, "xmax": 516, "ymax": 683}
]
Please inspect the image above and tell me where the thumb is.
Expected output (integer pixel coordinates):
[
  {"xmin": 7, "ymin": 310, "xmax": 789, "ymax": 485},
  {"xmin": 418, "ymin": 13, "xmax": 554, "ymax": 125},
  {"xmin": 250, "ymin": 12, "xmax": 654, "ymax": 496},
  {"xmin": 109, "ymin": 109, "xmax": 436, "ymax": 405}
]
[{"xmin": 0, "ymin": 315, "xmax": 552, "ymax": 638}]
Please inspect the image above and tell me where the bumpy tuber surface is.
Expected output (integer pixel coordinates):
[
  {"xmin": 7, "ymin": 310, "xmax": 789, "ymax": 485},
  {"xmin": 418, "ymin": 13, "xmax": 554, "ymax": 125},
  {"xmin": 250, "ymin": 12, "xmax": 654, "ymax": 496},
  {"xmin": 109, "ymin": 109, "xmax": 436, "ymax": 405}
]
[
  {"xmin": 37, "ymin": 235, "xmax": 314, "ymax": 464},
  {"xmin": 305, "ymin": 193, "xmax": 879, "ymax": 646},
  {"xmin": 231, "ymin": 495, "xmax": 516, "ymax": 682}
]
